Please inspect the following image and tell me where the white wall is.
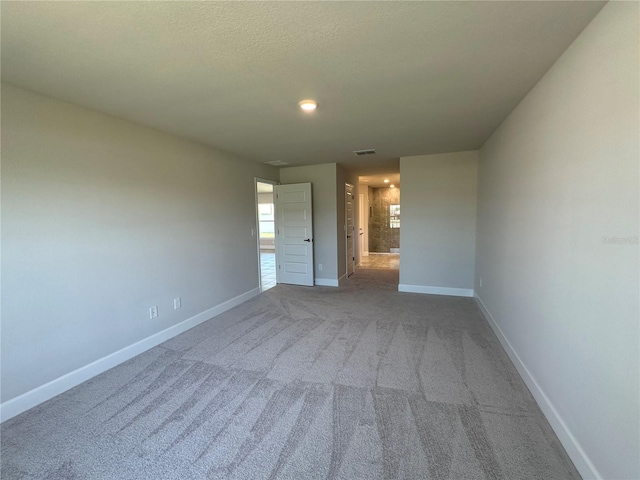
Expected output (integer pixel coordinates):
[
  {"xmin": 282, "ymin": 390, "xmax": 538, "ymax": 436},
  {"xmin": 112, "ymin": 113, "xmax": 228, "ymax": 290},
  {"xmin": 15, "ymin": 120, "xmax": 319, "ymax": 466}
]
[
  {"xmin": 399, "ymin": 151, "xmax": 478, "ymax": 296},
  {"xmin": 1, "ymin": 84, "xmax": 278, "ymax": 412},
  {"xmin": 280, "ymin": 164, "xmax": 339, "ymax": 284},
  {"xmin": 475, "ymin": 3, "xmax": 639, "ymax": 479}
]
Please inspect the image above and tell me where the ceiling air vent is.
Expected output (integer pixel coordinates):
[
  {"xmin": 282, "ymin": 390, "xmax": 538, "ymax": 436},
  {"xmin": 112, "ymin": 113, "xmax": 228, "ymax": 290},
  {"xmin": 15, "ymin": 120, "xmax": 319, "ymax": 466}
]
[
  {"xmin": 353, "ymin": 149, "xmax": 376, "ymax": 156},
  {"xmin": 265, "ymin": 160, "xmax": 289, "ymax": 166}
]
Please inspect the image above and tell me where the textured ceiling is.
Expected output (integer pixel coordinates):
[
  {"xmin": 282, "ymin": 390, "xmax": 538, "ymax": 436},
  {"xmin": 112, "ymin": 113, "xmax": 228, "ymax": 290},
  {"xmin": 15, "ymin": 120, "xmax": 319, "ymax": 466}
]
[
  {"xmin": 360, "ymin": 173, "xmax": 401, "ymax": 189},
  {"xmin": 1, "ymin": 1, "xmax": 605, "ymax": 175}
]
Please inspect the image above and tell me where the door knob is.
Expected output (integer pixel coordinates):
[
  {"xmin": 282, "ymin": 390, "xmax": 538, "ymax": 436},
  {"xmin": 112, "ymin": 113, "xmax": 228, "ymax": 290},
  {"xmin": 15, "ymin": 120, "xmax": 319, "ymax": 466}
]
[{"xmin": 304, "ymin": 238, "xmax": 312, "ymax": 242}]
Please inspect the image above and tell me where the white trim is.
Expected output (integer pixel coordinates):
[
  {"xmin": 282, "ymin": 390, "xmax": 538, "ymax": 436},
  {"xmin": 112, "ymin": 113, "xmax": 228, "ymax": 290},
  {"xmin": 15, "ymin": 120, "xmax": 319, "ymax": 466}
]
[
  {"xmin": 315, "ymin": 278, "xmax": 339, "ymax": 287},
  {"xmin": 345, "ymin": 183, "xmax": 356, "ymax": 278},
  {"xmin": 398, "ymin": 284, "xmax": 474, "ymax": 297},
  {"xmin": 474, "ymin": 294, "xmax": 602, "ymax": 480},
  {"xmin": 338, "ymin": 273, "xmax": 348, "ymax": 286},
  {"xmin": 0, "ymin": 287, "xmax": 261, "ymax": 423}
]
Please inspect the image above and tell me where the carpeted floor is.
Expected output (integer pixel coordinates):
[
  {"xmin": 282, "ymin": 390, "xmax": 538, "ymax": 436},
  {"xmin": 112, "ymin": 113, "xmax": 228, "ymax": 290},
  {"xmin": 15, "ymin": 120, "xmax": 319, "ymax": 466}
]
[{"xmin": 1, "ymin": 268, "xmax": 580, "ymax": 479}]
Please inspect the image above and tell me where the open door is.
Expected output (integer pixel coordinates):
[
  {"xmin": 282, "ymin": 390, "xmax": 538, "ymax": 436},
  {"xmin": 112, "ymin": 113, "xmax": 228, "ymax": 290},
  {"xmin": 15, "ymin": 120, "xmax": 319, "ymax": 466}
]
[
  {"xmin": 346, "ymin": 183, "xmax": 355, "ymax": 276},
  {"xmin": 275, "ymin": 183, "xmax": 314, "ymax": 286}
]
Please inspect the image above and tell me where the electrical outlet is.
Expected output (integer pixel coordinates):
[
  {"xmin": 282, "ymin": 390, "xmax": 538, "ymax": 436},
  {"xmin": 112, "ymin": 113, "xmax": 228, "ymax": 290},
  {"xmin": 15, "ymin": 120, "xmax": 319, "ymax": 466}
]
[
  {"xmin": 318, "ymin": 263, "xmax": 323, "ymax": 271},
  {"xmin": 149, "ymin": 306, "xmax": 158, "ymax": 319},
  {"xmin": 174, "ymin": 297, "xmax": 181, "ymax": 310}
]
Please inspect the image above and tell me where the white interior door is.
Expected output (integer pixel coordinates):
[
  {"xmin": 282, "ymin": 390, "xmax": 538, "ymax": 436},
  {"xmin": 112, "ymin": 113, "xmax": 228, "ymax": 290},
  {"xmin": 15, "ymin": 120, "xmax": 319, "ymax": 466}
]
[
  {"xmin": 346, "ymin": 183, "xmax": 355, "ymax": 277},
  {"xmin": 358, "ymin": 193, "xmax": 365, "ymax": 262},
  {"xmin": 275, "ymin": 183, "xmax": 314, "ymax": 286}
]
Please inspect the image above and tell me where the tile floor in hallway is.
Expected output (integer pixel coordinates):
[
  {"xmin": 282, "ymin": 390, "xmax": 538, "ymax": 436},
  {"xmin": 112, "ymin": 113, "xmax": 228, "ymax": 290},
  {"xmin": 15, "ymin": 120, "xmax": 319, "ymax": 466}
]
[
  {"xmin": 260, "ymin": 251, "xmax": 276, "ymax": 291},
  {"xmin": 360, "ymin": 253, "xmax": 400, "ymax": 269}
]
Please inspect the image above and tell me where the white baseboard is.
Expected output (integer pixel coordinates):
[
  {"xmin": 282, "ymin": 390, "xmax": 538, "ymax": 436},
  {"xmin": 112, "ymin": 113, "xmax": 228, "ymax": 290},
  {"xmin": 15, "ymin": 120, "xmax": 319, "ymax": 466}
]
[
  {"xmin": 363, "ymin": 251, "xmax": 369, "ymax": 257},
  {"xmin": 474, "ymin": 294, "xmax": 602, "ymax": 480},
  {"xmin": 338, "ymin": 273, "xmax": 348, "ymax": 286},
  {"xmin": 0, "ymin": 287, "xmax": 261, "ymax": 423},
  {"xmin": 315, "ymin": 278, "xmax": 339, "ymax": 287},
  {"xmin": 398, "ymin": 284, "xmax": 474, "ymax": 297}
]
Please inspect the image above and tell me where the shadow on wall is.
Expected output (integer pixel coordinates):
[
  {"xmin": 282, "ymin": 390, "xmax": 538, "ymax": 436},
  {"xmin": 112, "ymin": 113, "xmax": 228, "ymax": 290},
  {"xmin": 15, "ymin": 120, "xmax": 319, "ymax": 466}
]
[{"xmin": 369, "ymin": 186, "xmax": 400, "ymax": 253}]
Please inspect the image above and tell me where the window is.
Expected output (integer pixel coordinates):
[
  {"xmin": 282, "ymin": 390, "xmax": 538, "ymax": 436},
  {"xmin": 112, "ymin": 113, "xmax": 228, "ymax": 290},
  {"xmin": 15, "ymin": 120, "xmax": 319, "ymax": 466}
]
[
  {"xmin": 258, "ymin": 203, "xmax": 275, "ymax": 238},
  {"xmin": 258, "ymin": 203, "xmax": 274, "ymax": 220},
  {"xmin": 390, "ymin": 204, "xmax": 400, "ymax": 228}
]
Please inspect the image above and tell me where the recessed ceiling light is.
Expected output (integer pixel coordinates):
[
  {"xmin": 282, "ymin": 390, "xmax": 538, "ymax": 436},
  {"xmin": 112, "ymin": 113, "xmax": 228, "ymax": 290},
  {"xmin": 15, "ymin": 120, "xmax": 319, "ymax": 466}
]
[
  {"xmin": 299, "ymin": 99, "xmax": 318, "ymax": 112},
  {"xmin": 390, "ymin": 184, "xmax": 395, "ymax": 188},
  {"xmin": 384, "ymin": 179, "xmax": 389, "ymax": 183}
]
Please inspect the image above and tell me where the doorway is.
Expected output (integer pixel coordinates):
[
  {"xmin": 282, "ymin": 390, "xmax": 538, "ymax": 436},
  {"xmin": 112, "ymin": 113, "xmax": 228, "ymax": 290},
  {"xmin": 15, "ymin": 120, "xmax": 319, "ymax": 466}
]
[
  {"xmin": 358, "ymin": 173, "xmax": 400, "ymax": 271},
  {"xmin": 255, "ymin": 179, "xmax": 277, "ymax": 291}
]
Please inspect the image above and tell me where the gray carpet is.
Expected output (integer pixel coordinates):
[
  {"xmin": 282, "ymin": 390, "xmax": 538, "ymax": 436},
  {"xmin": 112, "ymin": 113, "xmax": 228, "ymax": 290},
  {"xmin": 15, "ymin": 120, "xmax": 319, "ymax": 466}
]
[{"xmin": 1, "ymin": 268, "xmax": 580, "ymax": 479}]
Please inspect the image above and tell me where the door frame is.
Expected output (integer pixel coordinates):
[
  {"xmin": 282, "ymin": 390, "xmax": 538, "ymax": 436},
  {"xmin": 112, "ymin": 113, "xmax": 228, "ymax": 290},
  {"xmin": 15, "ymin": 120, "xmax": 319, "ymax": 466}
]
[
  {"xmin": 345, "ymin": 183, "xmax": 356, "ymax": 277},
  {"xmin": 255, "ymin": 177, "xmax": 279, "ymax": 291},
  {"xmin": 358, "ymin": 192, "xmax": 366, "ymax": 264}
]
